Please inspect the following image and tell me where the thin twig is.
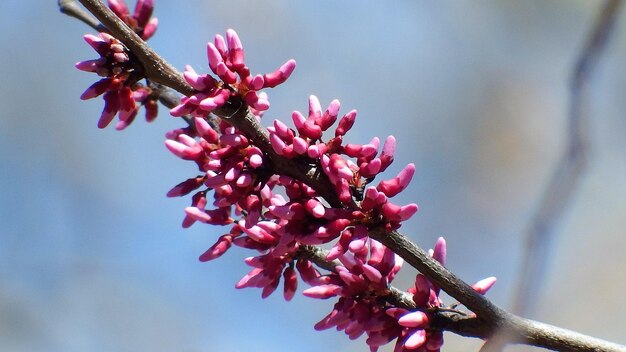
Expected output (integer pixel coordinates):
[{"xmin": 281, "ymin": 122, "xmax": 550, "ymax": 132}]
[
  {"xmin": 512, "ymin": 0, "xmax": 623, "ymax": 316},
  {"xmin": 61, "ymin": 1, "xmax": 626, "ymax": 351},
  {"xmin": 58, "ymin": 0, "xmax": 105, "ymax": 31}
]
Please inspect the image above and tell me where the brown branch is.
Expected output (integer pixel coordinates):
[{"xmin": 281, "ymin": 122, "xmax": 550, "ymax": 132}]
[
  {"xmin": 61, "ymin": 1, "xmax": 626, "ymax": 351},
  {"xmin": 373, "ymin": 229, "xmax": 626, "ymax": 351},
  {"xmin": 512, "ymin": 0, "xmax": 624, "ymax": 316}
]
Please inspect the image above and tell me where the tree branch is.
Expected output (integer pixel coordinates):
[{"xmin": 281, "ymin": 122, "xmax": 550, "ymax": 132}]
[
  {"xmin": 61, "ymin": 1, "xmax": 626, "ymax": 351},
  {"xmin": 512, "ymin": 0, "xmax": 624, "ymax": 316}
]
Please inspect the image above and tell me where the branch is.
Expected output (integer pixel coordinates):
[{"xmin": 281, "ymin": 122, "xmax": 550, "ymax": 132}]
[
  {"xmin": 62, "ymin": 1, "xmax": 626, "ymax": 351},
  {"xmin": 512, "ymin": 0, "xmax": 624, "ymax": 316},
  {"xmin": 58, "ymin": 0, "xmax": 105, "ymax": 31},
  {"xmin": 372, "ymin": 229, "xmax": 626, "ymax": 351},
  {"xmin": 296, "ymin": 245, "xmax": 492, "ymax": 340}
]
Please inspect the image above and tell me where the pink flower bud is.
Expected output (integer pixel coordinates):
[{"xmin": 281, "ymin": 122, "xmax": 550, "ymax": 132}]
[
  {"xmin": 300, "ymin": 120, "xmax": 323, "ymax": 140},
  {"xmin": 296, "ymin": 259, "xmax": 322, "ymax": 285},
  {"xmin": 220, "ymin": 133, "xmax": 248, "ymax": 147},
  {"xmin": 376, "ymin": 163, "xmax": 415, "ymax": 197},
  {"xmin": 318, "ymin": 99, "xmax": 340, "ymax": 131},
  {"xmin": 108, "ymin": 0, "xmax": 130, "ymax": 19},
  {"xmin": 269, "ymin": 132, "xmax": 288, "ymax": 156},
  {"xmin": 359, "ymin": 159, "xmax": 382, "ymax": 178},
  {"xmin": 216, "ymin": 62, "xmax": 237, "ymax": 84},
  {"xmin": 213, "ymin": 34, "xmax": 227, "ymax": 56},
  {"xmin": 283, "ymin": 267, "xmax": 298, "ymax": 301},
  {"xmin": 472, "ymin": 276, "xmax": 497, "ymax": 295},
  {"xmin": 361, "ymin": 264, "xmax": 383, "ymax": 285},
  {"xmin": 226, "ymin": 29, "xmax": 245, "ymax": 69},
  {"xmin": 142, "ymin": 18, "xmax": 158, "ymax": 40},
  {"xmin": 167, "ymin": 176, "xmax": 204, "ymax": 197},
  {"xmin": 305, "ymin": 199, "xmax": 326, "ymax": 218},
  {"xmin": 235, "ymin": 268, "xmax": 263, "ymax": 289},
  {"xmin": 398, "ymin": 311, "xmax": 429, "ymax": 328},
  {"xmin": 335, "ymin": 110, "xmax": 357, "ymax": 137},
  {"xmin": 302, "ymin": 284, "xmax": 342, "ymax": 299},
  {"xmin": 308, "ymin": 95, "xmax": 322, "ymax": 120},
  {"xmin": 263, "ymin": 59, "xmax": 296, "ymax": 88},
  {"xmin": 261, "ymin": 278, "xmax": 280, "ymax": 299},
  {"xmin": 412, "ymin": 274, "xmax": 431, "ymax": 306},
  {"xmin": 199, "ymin": 234, "xmax": 233, "ymax": 262},
  {"xmin": 378, "ymin": 136, "xmax": 396, "ymax": 172},
  {"xmin": 165, "ymin": 139, "xmax": 202, "ymax": 160},
  {"xmin": 133, "ymin": 0, "xmax": 154, "ymax": 28},
  {"xmin": 183, "ymin": 65, "xmax": 207, "ymax": 90},
  {"xmin": 404, "ymin": 329, "xmax": 427, "ymax": 349},
  {"xmin": 432, "ymin": 237, "xmax": 447, "ymax": 266}
]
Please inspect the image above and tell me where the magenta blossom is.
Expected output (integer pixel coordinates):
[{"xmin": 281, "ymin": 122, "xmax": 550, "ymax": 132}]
[
  {"xmin": 306, "ymin": 237, "xmax": 496, "ymax": 352},
  {"xmin": 389, "ymin": 238, "xmax": 496, "ymax": 352},
  {"xmin": 107, "ymin": 0, "xmax": 158, "ymax": 40},
  {"xmin": 171, "ymin": 29, "xmax": 296, "ymax": 117},
  {"xmin": 269, "ymin": 95, "xmax": 419, "ymax": 236},
  {"xmin": 304, "ymin": 240, "xmax": 405, "ymax": 348},
  {"xmin": 76, "ymin": 32, "xmax": 158, "ymax": 129},
  {"xmin": 75, "ymin": 1, "xmax": 159, "ymax": 129}
]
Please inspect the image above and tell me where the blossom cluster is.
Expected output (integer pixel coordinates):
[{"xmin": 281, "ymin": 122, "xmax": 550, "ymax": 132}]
[
  {"xmin": 171, "ymin": 29, "xmax": 296, "ymax": 118},
  {"xmin": 73, "ymin": 3, "xmax": 497, "ymax": 351},
  {"xmin": 161, "ymin": 27, "xmax": 454, "ymax": 351},
  {"xmin": 305, "ymin": 237, "xmax": 495, "ymax": 352},
  {"xmin": 76, "ymin": 0, "xmax": 158, "ymax": 129}
]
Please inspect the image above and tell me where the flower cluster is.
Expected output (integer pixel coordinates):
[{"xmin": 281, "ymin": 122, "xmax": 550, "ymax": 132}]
[
  {"xmin": 76, "ymin": 0, "xmax": 159, "ymax": 129},
  {"xmin": 158, "ymin": 26, "xmax": 458, "ymax": 352},
  {"xmin": 73, "ymin": 5, "xmax": 498, "ymax": 349},
  {"xmin": 171, "ymin": 29, "xmax": 296, "ymax": 118},
  {"xmin": 269, "ymin": 95, "xmax": 419, "ymax": 231},
  {"xmin": 305, "ymin": 238, "xmax": 496, "ymax": 352},
  {"xmin": 166, "ymin": 96, "xmax": 419, "ymax": 263}
]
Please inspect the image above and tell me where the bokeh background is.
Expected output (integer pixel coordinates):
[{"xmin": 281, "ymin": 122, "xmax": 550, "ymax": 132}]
[{"xmin": 1, "ymin": 1, "xmax": 626, "ymax": 351}]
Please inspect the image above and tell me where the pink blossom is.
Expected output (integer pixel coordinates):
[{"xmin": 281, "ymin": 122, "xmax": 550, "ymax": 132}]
[
  {"xmin": 76, "ymin": 32, "xmax": 158, "ymax": 129},
  {"xmin": 159, "ymin": 28, "xmax": 497, "ymax": 352},
  {"xmin": 108, "ymin": 0, "xmax": 158, "ymax": 40},
  {"xmin": 172, "ymin": 29, "xmax": 296, "ymax": 116}
]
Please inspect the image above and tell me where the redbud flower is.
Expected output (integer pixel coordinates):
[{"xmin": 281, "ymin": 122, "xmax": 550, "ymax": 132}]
[
  {"xmin": 76, "ymin": 32, "xmax": 158, "ymax": 129},
  {"xmin": 388, "ymin": 238, "xmax": 496, "ymax": 352},
  {"xmin": 172, "ymin": 29, "xmax": 296, "ymax": 117},
  {"xmin": 107, "ymin": 0, "xmax": 158, "ymax": 40},
  {"xmin": 305, "ymin": 240, "xmax": 406, "ymax": 346}
]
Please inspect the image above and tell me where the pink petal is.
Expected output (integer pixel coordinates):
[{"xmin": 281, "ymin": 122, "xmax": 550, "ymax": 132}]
[
  {"xmin": 432, "ymin": 237, "xmax": 447, "ymax": 266},
  {"xmin": 404, "ymin": 329, "xmax": 426, "ymax": 349},
  {"xmin": 302, "ymin": 284, "xmax": 342, "ymax": 299},
  {"xmin": 199, "ymin": 234, "xmax": 233, "ymax": 262},
  {"xmin": 263, "ymin": 59, "xmax": 296, "ymax": 88},
  {"xmin": 472, "ymin": 276, "xmax": 497, "ymax": 295},
  {"xmin": 398, "ymin": 311, "xmax": 429, "ymax": 328}
]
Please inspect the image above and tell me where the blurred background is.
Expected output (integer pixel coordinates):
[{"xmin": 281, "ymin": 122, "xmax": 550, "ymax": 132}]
[{"xmin": 1, "ymin": 1, "xmax": 626, "ymax": 351}]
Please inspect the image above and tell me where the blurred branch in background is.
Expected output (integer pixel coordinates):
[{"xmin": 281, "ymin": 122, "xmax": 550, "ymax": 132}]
[
  {"xmin": 58, "ymin": 0, "xmax": 104, "ymax": 31},
  {"xmin": 513, "ymin": 0, "xmax": 623, "ymax": 317}
]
